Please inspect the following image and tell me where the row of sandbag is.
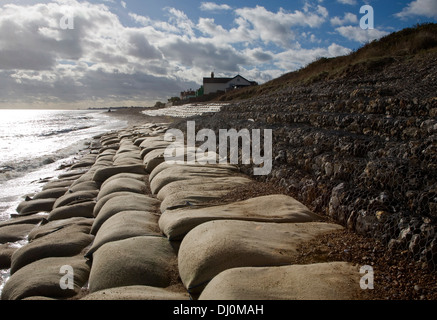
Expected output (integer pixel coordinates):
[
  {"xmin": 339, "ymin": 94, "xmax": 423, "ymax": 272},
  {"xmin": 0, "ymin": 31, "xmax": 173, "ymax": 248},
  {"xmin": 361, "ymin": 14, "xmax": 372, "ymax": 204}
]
[
  {"xmin": 0, "ymin": 124, "xmax": 167, "ymax": 300},
  {"xmin": 82, "ymin": 124, "xmax": 189, "ymax": 300},
  {"xmin": 136, "ymin": 134, "xmax": 364, "ymax": 300}
]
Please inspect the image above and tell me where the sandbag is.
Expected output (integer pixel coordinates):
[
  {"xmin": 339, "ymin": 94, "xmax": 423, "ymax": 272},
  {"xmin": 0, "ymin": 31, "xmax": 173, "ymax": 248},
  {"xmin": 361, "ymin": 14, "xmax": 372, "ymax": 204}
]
[
  {"xmin": 103, "ymin": 172, "xmax": 147, "ymax": 185},
  {"xmin": 157, "ymin": 176, "xmax": 251, "ymax": 201},
  {"xmin": 93, "ymin": 191, "xmax": 143, "ymax": 218},
  {"xmin": 48, "ymin": 201, "xmax": 95, "ymax": 221},
  {"xmin": 68, "ymin": 181, "xmax": 99, "ymax": 193},
  {"xmin": 143, "ymin": 148, "xmax": 166, "ymax": 173},
  {"xmin": 92, "ymin": 164, "xmax": 146, "ymax": 183},
  {"xmin": 149, "ymin": 162, "xmax": 237, "ymax": 182},
  {"xmin": 0, "ymin": 244, "xmax": 16, "ymax": 269},
  {"xmin": 160, "ymin": 190, "xmax": 236, "ymax": 212},
  {"xmin": 52, "ymin": 190, "xmax": 98, "ymax": 209},
  {"xmin": 88, "ymin": 236, "xmax": 178, "ymax": 293},
  {"xmin": 178, "ymin": 220, "xmax": 343, "ymax": 294},
  {"xmin": 32, "ymin": 187, "xmax": 68, "ymax": 200},
  {"xmin": 0, "ymin": 214, "xmax": 47, "ymax": 228},
  {"xmin": 97, "ymin": 178, "xmax": 147, "ymax": 201},
  {"xmin": 81, "ymin": 285, "xmax": 189, "ymax": 300},
  {"xmin": 42, "ymin": 179, "xmax": 75, "ymax": 190},
  {"xmin": 16, "ymin": 198, "xmax": 57, "ymax": 215},
  {"xmin": 1, "ymin": 256, "xmax": 90, "ymax": 300},
  {"xmin": 85, "ymin": 210, "xmax": 160, "ymax": 258},
  {"xmin": 159, "ymin": 194, "xmax": 322, "ymax": 240},
  {"xmin": 0, "ymin": 224, "xmax": 35, "ymax": 244},
  {"xmin": 149, "ymin": 164, "xmax": 239, "ymax": 194},
  {"xmin": 10, "ymin": 224, "xmax": 93, "ymax": 274},
  {"xmin": 28, "ymin": 217, "xmax": 93, "ymax": 241},
  {"xmin": 90, "ymin": 194, "xmax": 160, "ymax": 234},
  {"xmin": 199, "ymin": 262, "xmax": 361, "ymax": 300}
]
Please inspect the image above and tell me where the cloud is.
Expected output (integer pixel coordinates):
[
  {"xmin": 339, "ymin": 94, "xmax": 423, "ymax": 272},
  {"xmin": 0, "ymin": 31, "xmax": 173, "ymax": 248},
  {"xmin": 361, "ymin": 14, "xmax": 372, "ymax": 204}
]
[
  {"xmin": 330, "ymin": 12, "xmax": 358, "ymax": 26},
  {"xmin": 200, "ymin": 2, "xmax": 232, "ymax": 11},
  {"xmin": 275, "ymin": 43, "xmax": 351, "ymax": 70},
  {"xmin": 395, "ymin": 0, "xmax": 437, "ymax": 19},
  {"xmin": 234, "ymin": 5, "xmax": 328, "ymax": 48},
  {"xmin": 336, "ymin": 25, "xmax": 389, "ymax": 43},
  {"xmin": 337, "ymin": 0, "xmax": 357, "ymax": 5},
  {"xmin": 0, "ymin": 1, "xmax": 359, "ymax": 108}
]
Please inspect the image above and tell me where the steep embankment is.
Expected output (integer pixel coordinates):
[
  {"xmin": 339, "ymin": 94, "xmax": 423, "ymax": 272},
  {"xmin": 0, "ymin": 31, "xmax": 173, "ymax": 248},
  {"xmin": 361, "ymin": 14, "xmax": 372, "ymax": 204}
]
[{"xmin": 176, "ymin": 23, "xmax": 437, "ymax": 270}]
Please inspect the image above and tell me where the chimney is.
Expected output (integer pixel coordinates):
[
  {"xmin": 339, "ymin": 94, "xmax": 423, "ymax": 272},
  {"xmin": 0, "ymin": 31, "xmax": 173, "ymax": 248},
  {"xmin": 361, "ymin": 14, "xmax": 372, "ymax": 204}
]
[{"xmin": 211, "ymin": 72, "xmax": 214, "ymax": 79}]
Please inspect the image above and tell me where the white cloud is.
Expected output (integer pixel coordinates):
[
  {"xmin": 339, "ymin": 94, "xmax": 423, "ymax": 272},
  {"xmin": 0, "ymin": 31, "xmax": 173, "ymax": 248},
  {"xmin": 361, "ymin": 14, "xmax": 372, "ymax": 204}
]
[
  {"xmin": 234, "ymin": 5, "xmax": 328, "ymax": 48},
  {"xmin": 120, "ymin": 1, "xmax": 126, "ymax": 9},
  {"xmin": 330, "ymin": 12, "xmax": 358, "ymax": 26},
  {"xmin": 395, "ymin": 0, "xmax": 437, "ymax": 19},
  {"xmin": 0, "ymin": 1, "xmax": 360, "ymax": 108},
  {"xmin": 337, "ymin": 0, "xmax": 357, "ymax": 5},
  {"xmin": 336, "ymin": 25, "xmax": 389, "ymax": 43},
  {"xmin": 275, "ymin": 43, "xmax": 351, "ymax": 71},
  {"xmin": 200, "ymin": 2, "xmax": 232, "ymax": 11}
]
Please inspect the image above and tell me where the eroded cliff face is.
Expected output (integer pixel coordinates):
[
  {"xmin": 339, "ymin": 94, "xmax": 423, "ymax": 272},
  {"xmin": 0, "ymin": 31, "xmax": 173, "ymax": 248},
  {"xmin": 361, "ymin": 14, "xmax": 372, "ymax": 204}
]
[{"xmin": 177, "ymin": 50, "xmax": 437, "ymax": 269}]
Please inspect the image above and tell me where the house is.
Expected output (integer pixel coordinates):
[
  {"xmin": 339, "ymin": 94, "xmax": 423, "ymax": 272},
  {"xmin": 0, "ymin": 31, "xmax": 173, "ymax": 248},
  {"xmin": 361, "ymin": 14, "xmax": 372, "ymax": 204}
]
[
  {"xmin": 180, "ymin": 89, "xmax": 196, "ymax": 100},
  {"xmin": 203, "ymin": 72, "xmax": 257, "ymax": 95}
]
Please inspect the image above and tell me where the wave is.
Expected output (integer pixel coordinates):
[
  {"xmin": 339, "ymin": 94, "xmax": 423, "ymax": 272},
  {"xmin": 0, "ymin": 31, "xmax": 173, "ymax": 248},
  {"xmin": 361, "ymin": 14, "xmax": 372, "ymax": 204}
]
[
  {"xmin": 38, "ymin": 125, "xmax": 92, "ymax": 137},
  {"xmin": 0, "ymin": 138, "xmax": 89, "ymax": 182}
]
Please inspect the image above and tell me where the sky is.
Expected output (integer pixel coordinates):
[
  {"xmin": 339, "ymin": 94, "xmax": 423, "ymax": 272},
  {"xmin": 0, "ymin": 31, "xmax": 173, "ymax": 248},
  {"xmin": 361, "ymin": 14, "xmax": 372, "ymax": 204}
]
[{"xmin": 0, "ymin": 0, "xmax": 436, "ymax": 109}]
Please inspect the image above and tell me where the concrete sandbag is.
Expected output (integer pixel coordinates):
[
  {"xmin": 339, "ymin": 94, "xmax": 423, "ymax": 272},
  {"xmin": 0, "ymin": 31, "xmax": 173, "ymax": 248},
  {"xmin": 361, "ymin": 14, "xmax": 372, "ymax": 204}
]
[
  {"xmin": 199, "ymin": 262, "xmax": 361, "ymax": 300},
  {"xmin": 28, "ymin": 217, "xmax": 93, "ymax": 241},
  {"xmin": 68, "ymin": 181, "xmax": 99, "ymax": 193},
  {"xmin": 0, "ymin": 244, "xmax": 16, "ymax": 269},
  {"xmin": 10, "ymin": 224, "xmax": 94, "ymax": 274},
  {"xmin": 160, "ymin": 189, "xmax": 237, "ymax": 212},
  {"xmin": 97, "ymin": 178, "xmax": 147, "ymax": 201},
  {"xmin": 149, "ymin": 162, "xmax": 237, "ymax": 182},
  {"xmin": 0, "ymin": 214, "xmax": 47, "ymax": 228},
  {"xmin": 81, "ymin": 285, "xmax": 189, "ymax": 300},
  {"xmin": 1, "ymin": 256, "xmax": 90, "ymax": 300},
  {"xmin": 143, "ymin": 148, "xmax": 166, "ymax": 173},
  {"xmin": 92, "ymin": 164, "xmax": 146, "ymax": 183},
  {"xmin": 178, "ymin": 220, "xmax": 343, "ymax": 294},
  {"xmin": 16, "ymin": 198, "xmax": 57, "ymax": 215},
  {"xmin": 139, "ymin": 136, "xmax": 166, "ymax": 149},
  {"xmin": 93, "ymin": 191, "xmax": 142, "ymax": 217},
  {"xmin": 101, "ymin": 138, "xmax": 119, "ymax": 146},
  {"xmin": 90, "ymin": 194, "xmax": 160, "ymax": 234},
  {"xmin": 48, "ymin": 200, "xmax": 95, "ymax": 221},
  {"xmin": 159, "ymin": 194, "xmax": 322, "ymax": 240},
  {"xmin": 157, "ymin": 176, "xmax": 251, "ymax": 201},
  {"xmin": 0, "ymin": 224, "xmax": 35, "ymax": 244},
  {"xmin": 139, "ymin": 141, "xmax": 172, "ymax": 159},
  {"xmin": 103, "ymin": 172, "xmax": 147, "ymax": 185},
  {"xmin": 32, "ymin": 187, "xmax": 68, "ymax": 200},
  {"xmin": 149, "ymin": 164, "xmax": 241, "ymax": 194},
  {"xmin": 52, "ymin": 190, "xmax": 98, "ymax": 209},
  {"xmin": 57, "ymin": 169, "xmax": 88, "ymax": 179},
  {"xmin": 112, "ymin": 158, "xmax": 143, "ymax": 166},
  {"xmin": 42, "ymin": 179, "xmax": 75, "ymax": 190},
  {"xmin": 88, "ymin": 236, "xmax": 178, "ymax": 292},
  {"xmin": 85, "ymin": 210, "xmax": 160, "ymax": 258},
  {"xmin": 69, "ymin": 170, "xmax": 98, "ymax": 187}
]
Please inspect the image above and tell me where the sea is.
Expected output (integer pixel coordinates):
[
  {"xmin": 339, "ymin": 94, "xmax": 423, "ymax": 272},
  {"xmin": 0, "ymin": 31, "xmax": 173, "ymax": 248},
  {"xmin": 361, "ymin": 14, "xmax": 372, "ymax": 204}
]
[{"xmin": 0, "ymin": 109, "xmax": 128, "ymax": 223}]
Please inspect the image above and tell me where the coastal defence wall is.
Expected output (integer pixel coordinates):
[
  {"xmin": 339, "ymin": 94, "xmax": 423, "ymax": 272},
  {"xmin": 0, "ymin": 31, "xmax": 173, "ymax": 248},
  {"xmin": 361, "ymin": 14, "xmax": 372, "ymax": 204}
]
[{"xmin": 0, "ymin": 123, "xmax": 364, "ymax": 300}]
